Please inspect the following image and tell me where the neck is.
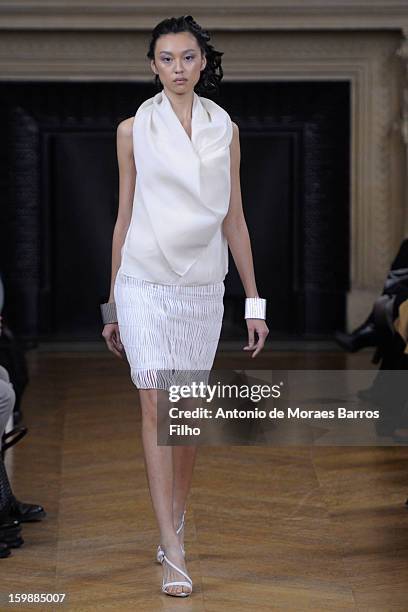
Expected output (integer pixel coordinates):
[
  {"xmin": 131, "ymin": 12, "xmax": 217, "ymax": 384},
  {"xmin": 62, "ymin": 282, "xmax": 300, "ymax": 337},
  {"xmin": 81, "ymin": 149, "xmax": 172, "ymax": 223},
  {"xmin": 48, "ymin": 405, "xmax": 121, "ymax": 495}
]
[{"xmin": 163, "ymin": 87, "xmax": 195, "ymax": 123}]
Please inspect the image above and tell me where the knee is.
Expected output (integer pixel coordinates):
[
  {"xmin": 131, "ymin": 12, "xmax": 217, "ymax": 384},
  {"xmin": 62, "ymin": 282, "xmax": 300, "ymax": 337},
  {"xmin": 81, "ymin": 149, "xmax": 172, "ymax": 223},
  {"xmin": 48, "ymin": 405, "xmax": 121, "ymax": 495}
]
[
  {"xmin": 0, "ymin": 379, "xmax": 16, "ymax": 415},
  {"xmin": 139, "ymin": 389, "xmax": 169, "ymax": 429},
  {"xmin": 139, "ymin": 389, "xmax": 158, "ymax": 425},
  {"xmin": 0, "ymin": 365, "xmax": 11, "ymax": 383}
]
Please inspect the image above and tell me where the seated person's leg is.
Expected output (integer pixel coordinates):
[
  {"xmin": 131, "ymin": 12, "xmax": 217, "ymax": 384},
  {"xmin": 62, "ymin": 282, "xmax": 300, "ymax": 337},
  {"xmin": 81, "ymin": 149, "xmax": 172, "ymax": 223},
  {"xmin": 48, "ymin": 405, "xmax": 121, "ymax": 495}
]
[{"xmin": 0, "ymin": 366, "xmax": 15, "ymax": 438}]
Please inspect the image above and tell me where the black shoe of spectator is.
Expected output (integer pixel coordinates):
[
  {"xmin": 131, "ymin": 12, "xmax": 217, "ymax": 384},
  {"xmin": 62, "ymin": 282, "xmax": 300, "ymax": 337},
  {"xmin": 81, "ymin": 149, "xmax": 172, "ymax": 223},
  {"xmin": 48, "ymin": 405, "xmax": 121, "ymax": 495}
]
[
  {"xmin": 0, "ymin": 527, "xmax": 24, "ymax": 548},
  {"xmin": 0, "ymin": 506, "xmax": 22, "ymax": 530},
  {"xmin": 335, "ymin": 322, "xmax": 378, "ymax": 352},
  {"xmin": 0, "ymin": 510, "xmax": 24, "ymax": 553},
  {"xmin": 0, "ymin": 542, "xmax": 11, "ymax": 558},
  {"xmin": 0, "ymin": 522, "xmax": 21, "ymax": 536},
  {"xmin": 8, "ymin": 497, "xmax": 46, "ymax": 522}
]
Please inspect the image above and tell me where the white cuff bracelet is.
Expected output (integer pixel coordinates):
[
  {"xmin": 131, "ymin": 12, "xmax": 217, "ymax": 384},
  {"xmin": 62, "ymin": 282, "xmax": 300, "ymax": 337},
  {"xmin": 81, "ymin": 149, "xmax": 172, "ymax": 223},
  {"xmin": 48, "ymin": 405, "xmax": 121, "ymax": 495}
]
[
  {"xmin": 245, "ymin": 297, "xmax": 267, "ymax": 320},
  {"xmin": 100, "ymin": 301, "xmax": 117, "ymax": 325}
]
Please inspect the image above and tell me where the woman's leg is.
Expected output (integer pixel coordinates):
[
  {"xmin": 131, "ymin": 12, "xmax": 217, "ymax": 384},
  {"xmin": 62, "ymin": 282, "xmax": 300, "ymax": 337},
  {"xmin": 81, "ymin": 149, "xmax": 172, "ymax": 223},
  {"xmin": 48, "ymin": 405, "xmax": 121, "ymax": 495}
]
[
  {"xmin": 172, "ymin": 393, "xmax": 202, "ymax": 550},
  {"xmin": 172, "ymin": 444, "xmax": 198, "ymax": 551},
  {"xmin": 138, "ymin": 387, "xmax": 191, "ymax": 595},
  {"xmin": 0, "ymin": 366, "xmax": 15, "ymax": 438}
]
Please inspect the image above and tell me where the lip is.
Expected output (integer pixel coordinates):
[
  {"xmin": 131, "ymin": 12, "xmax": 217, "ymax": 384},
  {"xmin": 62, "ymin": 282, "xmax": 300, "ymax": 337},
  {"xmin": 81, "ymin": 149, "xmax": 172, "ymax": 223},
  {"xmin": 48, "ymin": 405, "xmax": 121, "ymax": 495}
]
[{"xmin": 174, "ymin": 78, "xmax": 187, "ymax": 83}]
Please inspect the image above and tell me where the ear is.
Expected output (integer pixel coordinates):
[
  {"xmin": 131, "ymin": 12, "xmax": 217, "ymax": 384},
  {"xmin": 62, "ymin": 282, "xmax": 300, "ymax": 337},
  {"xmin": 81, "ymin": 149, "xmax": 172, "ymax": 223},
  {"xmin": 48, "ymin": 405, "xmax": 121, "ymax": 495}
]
[
  {"xmin": 201, "ymin": 54, "xmax": 207, "ymax": 72},
  {"xmin": 150, "ymin": 59, "xmax": 158, "ymax": 76}
]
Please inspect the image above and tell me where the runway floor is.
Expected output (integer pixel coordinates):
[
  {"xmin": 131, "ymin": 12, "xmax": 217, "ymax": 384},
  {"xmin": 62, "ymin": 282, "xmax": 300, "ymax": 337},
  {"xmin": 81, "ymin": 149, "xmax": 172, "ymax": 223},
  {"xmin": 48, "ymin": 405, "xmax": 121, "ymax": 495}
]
[{"xmin": 2, "ymin": 345, "xmax": 408, "ymax": 611}]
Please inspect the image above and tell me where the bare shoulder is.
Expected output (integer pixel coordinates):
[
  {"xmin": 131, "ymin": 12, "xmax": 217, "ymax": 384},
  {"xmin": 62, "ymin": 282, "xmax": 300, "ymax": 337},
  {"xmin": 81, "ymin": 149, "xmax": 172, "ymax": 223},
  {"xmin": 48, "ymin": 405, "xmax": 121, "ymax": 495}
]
[
  {"xmin": 230, "ymin": 121, "xmax": 240, "ymax": 148},
  {"xmin": 230, "ymin": 121, "xmax": 240, "ymax": 163},
  {"xmin": 116, "ymin": 117, "xmax": 135, "ymax": 159},
  {"xmin": 117, "ymin": 116, "xmax": 134, "ymax": 139}
]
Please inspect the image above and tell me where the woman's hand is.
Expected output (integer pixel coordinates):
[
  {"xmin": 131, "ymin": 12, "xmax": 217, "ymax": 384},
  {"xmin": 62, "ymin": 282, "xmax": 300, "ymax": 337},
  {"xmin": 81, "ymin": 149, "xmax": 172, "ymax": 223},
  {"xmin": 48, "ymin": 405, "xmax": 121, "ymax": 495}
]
[
  {"xmin": 243, "ymin": 319, "xmax": 269, "ymax": 358},
  {"xmin": 102, "ymin": 323, "xmax": 125, "ymax": 359}
]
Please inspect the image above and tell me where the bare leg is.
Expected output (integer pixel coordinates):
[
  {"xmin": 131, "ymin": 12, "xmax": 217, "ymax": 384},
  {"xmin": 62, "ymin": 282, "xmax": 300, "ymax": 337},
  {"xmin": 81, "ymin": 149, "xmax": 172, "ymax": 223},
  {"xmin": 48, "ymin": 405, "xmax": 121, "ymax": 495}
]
[
  {"xmin": 138, "ymin": 388, "xmax": 191, "ymax": 595},
  {"xmin": 172, "ymin": 395, "xmax": 201, "ymax": 550},
  {"xmin": 172, "ymin": 445, "xmax": 198, "ymax": 550}
]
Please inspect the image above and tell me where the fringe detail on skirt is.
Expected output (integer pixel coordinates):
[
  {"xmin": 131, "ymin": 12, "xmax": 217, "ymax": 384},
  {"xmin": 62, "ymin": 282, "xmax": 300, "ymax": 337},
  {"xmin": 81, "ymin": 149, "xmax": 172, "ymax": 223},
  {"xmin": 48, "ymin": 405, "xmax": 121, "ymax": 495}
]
[{"xmin": 114, "ymin": 272, "xmax": 225, "ymax": 390}]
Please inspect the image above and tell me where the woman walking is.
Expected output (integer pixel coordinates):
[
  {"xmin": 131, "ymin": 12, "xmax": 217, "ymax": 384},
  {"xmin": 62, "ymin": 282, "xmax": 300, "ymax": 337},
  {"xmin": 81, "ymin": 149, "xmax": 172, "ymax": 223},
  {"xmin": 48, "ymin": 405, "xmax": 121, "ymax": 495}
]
[{"xmin": 101, "ymin": 15, "xmax": 268, "ymax": 597}]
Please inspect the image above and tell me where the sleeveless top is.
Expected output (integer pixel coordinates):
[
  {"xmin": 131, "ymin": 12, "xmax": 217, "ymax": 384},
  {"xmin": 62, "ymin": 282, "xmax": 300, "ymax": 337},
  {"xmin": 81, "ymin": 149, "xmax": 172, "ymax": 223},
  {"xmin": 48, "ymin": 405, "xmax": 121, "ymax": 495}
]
[{"xmin": 119, "ymin": 89, "xmax": 233, "ymax": 285}]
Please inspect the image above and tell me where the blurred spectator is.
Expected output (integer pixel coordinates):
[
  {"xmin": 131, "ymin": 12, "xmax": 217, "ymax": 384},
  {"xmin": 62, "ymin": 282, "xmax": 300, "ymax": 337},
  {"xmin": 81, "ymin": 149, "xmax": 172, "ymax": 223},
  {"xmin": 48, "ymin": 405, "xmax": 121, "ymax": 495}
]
[
  {"xmin": 335, "ymin": 239, "xmax": 408, "ymax": 441},
  {"xmin": 0, "ymin": 313, "xmax": 47, "ymax": 558}
]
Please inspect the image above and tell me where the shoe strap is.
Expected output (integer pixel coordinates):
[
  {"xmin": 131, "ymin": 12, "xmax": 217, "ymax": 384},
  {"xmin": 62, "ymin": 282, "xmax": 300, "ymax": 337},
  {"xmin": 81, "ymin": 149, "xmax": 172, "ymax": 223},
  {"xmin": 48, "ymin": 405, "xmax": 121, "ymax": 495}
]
[
  {"xmin": 176, "ymin": 509, "xmax": 186, "ymax": 534},
  {"xmin": 159, "ymin": 542, "xmax": 185, "ymax": 558},
  {"xmin": 162, "ymin": 553, "xmax": 192, "ymax": 584},
  {"xmin": 163, "ymin": 581, "xmax": 191, "ymax": 589}
]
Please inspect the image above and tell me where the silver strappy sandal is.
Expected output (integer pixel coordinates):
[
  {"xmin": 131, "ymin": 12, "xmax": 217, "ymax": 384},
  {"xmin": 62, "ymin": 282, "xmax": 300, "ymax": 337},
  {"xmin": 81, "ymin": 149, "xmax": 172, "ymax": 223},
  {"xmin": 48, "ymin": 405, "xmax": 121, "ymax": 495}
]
[
  {"xmin": 156, "ymin": 509, "xmax": 186, "ymax": 564},
  {"xmin": 161, "ymin": 542, "xmax": 192, "ymax": 597}
]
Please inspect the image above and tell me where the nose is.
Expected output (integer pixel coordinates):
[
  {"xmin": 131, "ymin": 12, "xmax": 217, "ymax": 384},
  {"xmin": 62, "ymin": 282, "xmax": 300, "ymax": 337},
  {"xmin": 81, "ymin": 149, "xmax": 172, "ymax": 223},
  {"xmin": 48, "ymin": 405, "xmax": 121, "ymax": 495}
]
[{"xmin": 174, "ymin": 58, "xmax": 184, "ymax": 73}]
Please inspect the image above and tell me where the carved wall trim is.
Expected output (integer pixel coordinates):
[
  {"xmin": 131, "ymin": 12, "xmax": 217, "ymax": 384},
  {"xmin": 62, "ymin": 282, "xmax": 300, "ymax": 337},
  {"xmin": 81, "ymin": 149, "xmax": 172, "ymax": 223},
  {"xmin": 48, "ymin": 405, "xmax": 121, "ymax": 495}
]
[{"xmin": 0, "ymin": 1, "xmax": 408, "ymax": 30}]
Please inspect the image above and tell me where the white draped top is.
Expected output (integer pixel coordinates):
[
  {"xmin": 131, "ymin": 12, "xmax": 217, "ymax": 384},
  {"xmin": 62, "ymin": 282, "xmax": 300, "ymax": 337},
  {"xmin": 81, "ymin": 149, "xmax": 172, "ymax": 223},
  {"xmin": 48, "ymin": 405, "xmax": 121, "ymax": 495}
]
[{"xmin": 119, "ymin": 89, "xmax": 233, "ymax": 285}]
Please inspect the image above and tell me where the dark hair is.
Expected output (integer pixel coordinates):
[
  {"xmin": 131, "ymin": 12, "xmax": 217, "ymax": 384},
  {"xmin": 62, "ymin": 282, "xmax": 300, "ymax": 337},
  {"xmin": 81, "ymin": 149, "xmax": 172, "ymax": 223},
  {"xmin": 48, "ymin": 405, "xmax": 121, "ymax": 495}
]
[{"xmin": 146, "ymin": 15, "xmax": 224, "ymax": 96}]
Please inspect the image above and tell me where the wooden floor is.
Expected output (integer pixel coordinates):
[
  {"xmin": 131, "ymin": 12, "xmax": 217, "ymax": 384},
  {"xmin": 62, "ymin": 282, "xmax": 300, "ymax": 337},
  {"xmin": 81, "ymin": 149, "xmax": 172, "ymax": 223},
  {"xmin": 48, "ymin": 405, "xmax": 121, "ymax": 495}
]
[{"xmin": 2, "ymin": 345, "xmax": 408, "ymax": 611}]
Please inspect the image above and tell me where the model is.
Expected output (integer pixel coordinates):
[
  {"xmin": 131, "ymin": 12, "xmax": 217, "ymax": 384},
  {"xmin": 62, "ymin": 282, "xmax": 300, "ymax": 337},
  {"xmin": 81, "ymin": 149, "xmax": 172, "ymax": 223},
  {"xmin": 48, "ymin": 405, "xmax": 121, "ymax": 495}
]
[{"xmin": 101, "ymin": 15, "xmax": 269, "ymax": 598}]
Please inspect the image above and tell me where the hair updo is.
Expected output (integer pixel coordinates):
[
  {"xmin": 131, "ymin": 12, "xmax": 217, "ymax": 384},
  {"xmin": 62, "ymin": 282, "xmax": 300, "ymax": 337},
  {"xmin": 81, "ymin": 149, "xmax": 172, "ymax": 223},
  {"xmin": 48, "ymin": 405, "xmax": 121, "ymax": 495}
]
[{"xmin": 146, "ymin": 15, "xmax": 225, "ymax": 96}]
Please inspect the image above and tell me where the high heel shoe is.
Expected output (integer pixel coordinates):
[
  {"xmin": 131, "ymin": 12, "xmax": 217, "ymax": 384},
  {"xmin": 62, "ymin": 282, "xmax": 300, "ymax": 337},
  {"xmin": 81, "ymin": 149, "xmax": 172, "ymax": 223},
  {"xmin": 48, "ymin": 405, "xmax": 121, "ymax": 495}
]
[
  {"xmin": 156, "ymin": 509, "xmax": 186, "ymax": 564},
  {"xmin": 335, "ymin": 322, "xmax": 378, "ymax": 352},
  {"xmin": 161, "ymin": 543, "xmax": 192, "ymax": 597}
]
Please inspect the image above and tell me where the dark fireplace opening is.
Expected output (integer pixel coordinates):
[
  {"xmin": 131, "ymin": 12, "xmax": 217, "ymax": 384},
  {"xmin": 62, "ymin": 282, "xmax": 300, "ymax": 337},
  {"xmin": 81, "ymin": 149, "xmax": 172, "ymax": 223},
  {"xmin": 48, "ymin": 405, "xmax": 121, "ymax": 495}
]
[{"xmin": 0, "ymin": 80, "xmax": 350, "ymax": 344}]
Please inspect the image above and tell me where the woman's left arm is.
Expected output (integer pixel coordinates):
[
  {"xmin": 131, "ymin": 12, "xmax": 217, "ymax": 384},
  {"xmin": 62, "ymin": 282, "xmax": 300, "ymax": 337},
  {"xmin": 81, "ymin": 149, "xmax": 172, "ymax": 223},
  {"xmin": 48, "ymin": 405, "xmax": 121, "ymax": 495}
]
[{"xmin": 222, "ymin": 121, "xmax": 269, "ymax": 358}]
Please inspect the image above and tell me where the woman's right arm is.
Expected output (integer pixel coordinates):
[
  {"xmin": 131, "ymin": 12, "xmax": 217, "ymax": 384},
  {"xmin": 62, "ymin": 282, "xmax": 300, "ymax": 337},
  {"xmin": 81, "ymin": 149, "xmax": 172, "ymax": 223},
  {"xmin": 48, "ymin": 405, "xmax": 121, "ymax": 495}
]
[
  {"xmin": 102, "ymin": 117, "xmax": 136, "ymax": 358},
  {"xmin": 108, "ymin": 117, "xmax": 136, "ymax": 301}
]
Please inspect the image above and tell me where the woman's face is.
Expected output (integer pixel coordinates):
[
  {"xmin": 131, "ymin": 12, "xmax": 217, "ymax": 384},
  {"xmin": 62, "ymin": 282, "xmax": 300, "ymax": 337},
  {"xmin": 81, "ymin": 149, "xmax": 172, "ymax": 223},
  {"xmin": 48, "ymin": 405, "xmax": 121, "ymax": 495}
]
[{"xmin": 151, "ymin": 32, "xmax": 206, "ymax": 94}]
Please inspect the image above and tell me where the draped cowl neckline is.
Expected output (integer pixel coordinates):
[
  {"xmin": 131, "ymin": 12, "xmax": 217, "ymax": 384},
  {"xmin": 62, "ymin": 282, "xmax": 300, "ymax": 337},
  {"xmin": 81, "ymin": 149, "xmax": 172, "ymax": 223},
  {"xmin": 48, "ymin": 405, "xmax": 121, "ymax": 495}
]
[{"xmin": 132, "ymin": 89, "xmax": 233, "ymax": 278}]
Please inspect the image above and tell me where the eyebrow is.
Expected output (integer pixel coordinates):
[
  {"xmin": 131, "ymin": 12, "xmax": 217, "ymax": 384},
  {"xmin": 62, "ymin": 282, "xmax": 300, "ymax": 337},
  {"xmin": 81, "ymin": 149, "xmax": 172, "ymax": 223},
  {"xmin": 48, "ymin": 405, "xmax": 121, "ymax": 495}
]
[{"xmin": 159, "ymin": 49, "xmax": 197, "ymax": 54}]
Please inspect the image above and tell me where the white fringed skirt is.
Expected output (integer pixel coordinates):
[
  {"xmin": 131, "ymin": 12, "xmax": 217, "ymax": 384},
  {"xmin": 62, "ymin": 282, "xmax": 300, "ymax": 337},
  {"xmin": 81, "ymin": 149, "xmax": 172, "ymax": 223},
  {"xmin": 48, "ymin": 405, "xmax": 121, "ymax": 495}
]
[{"xmin": 114, "ymin": 271, "xmax": 225, "ymax": 390}]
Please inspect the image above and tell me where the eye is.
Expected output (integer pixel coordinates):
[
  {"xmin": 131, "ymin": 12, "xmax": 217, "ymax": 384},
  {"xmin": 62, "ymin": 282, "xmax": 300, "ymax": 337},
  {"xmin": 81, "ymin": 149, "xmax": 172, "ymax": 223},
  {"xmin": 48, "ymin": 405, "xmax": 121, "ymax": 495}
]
[{"xmin": 185, "ymin": 55, "xmax": 194, "ymax": 61}]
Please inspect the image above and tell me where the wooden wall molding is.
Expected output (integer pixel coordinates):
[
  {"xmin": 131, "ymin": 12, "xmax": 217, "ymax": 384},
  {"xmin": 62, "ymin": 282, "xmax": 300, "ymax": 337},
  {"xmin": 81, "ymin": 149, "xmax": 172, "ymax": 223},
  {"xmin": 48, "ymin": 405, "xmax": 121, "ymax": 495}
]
[{"xmin": 0, "ymin": 1, "xmax": 408, "ymax": 30}]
